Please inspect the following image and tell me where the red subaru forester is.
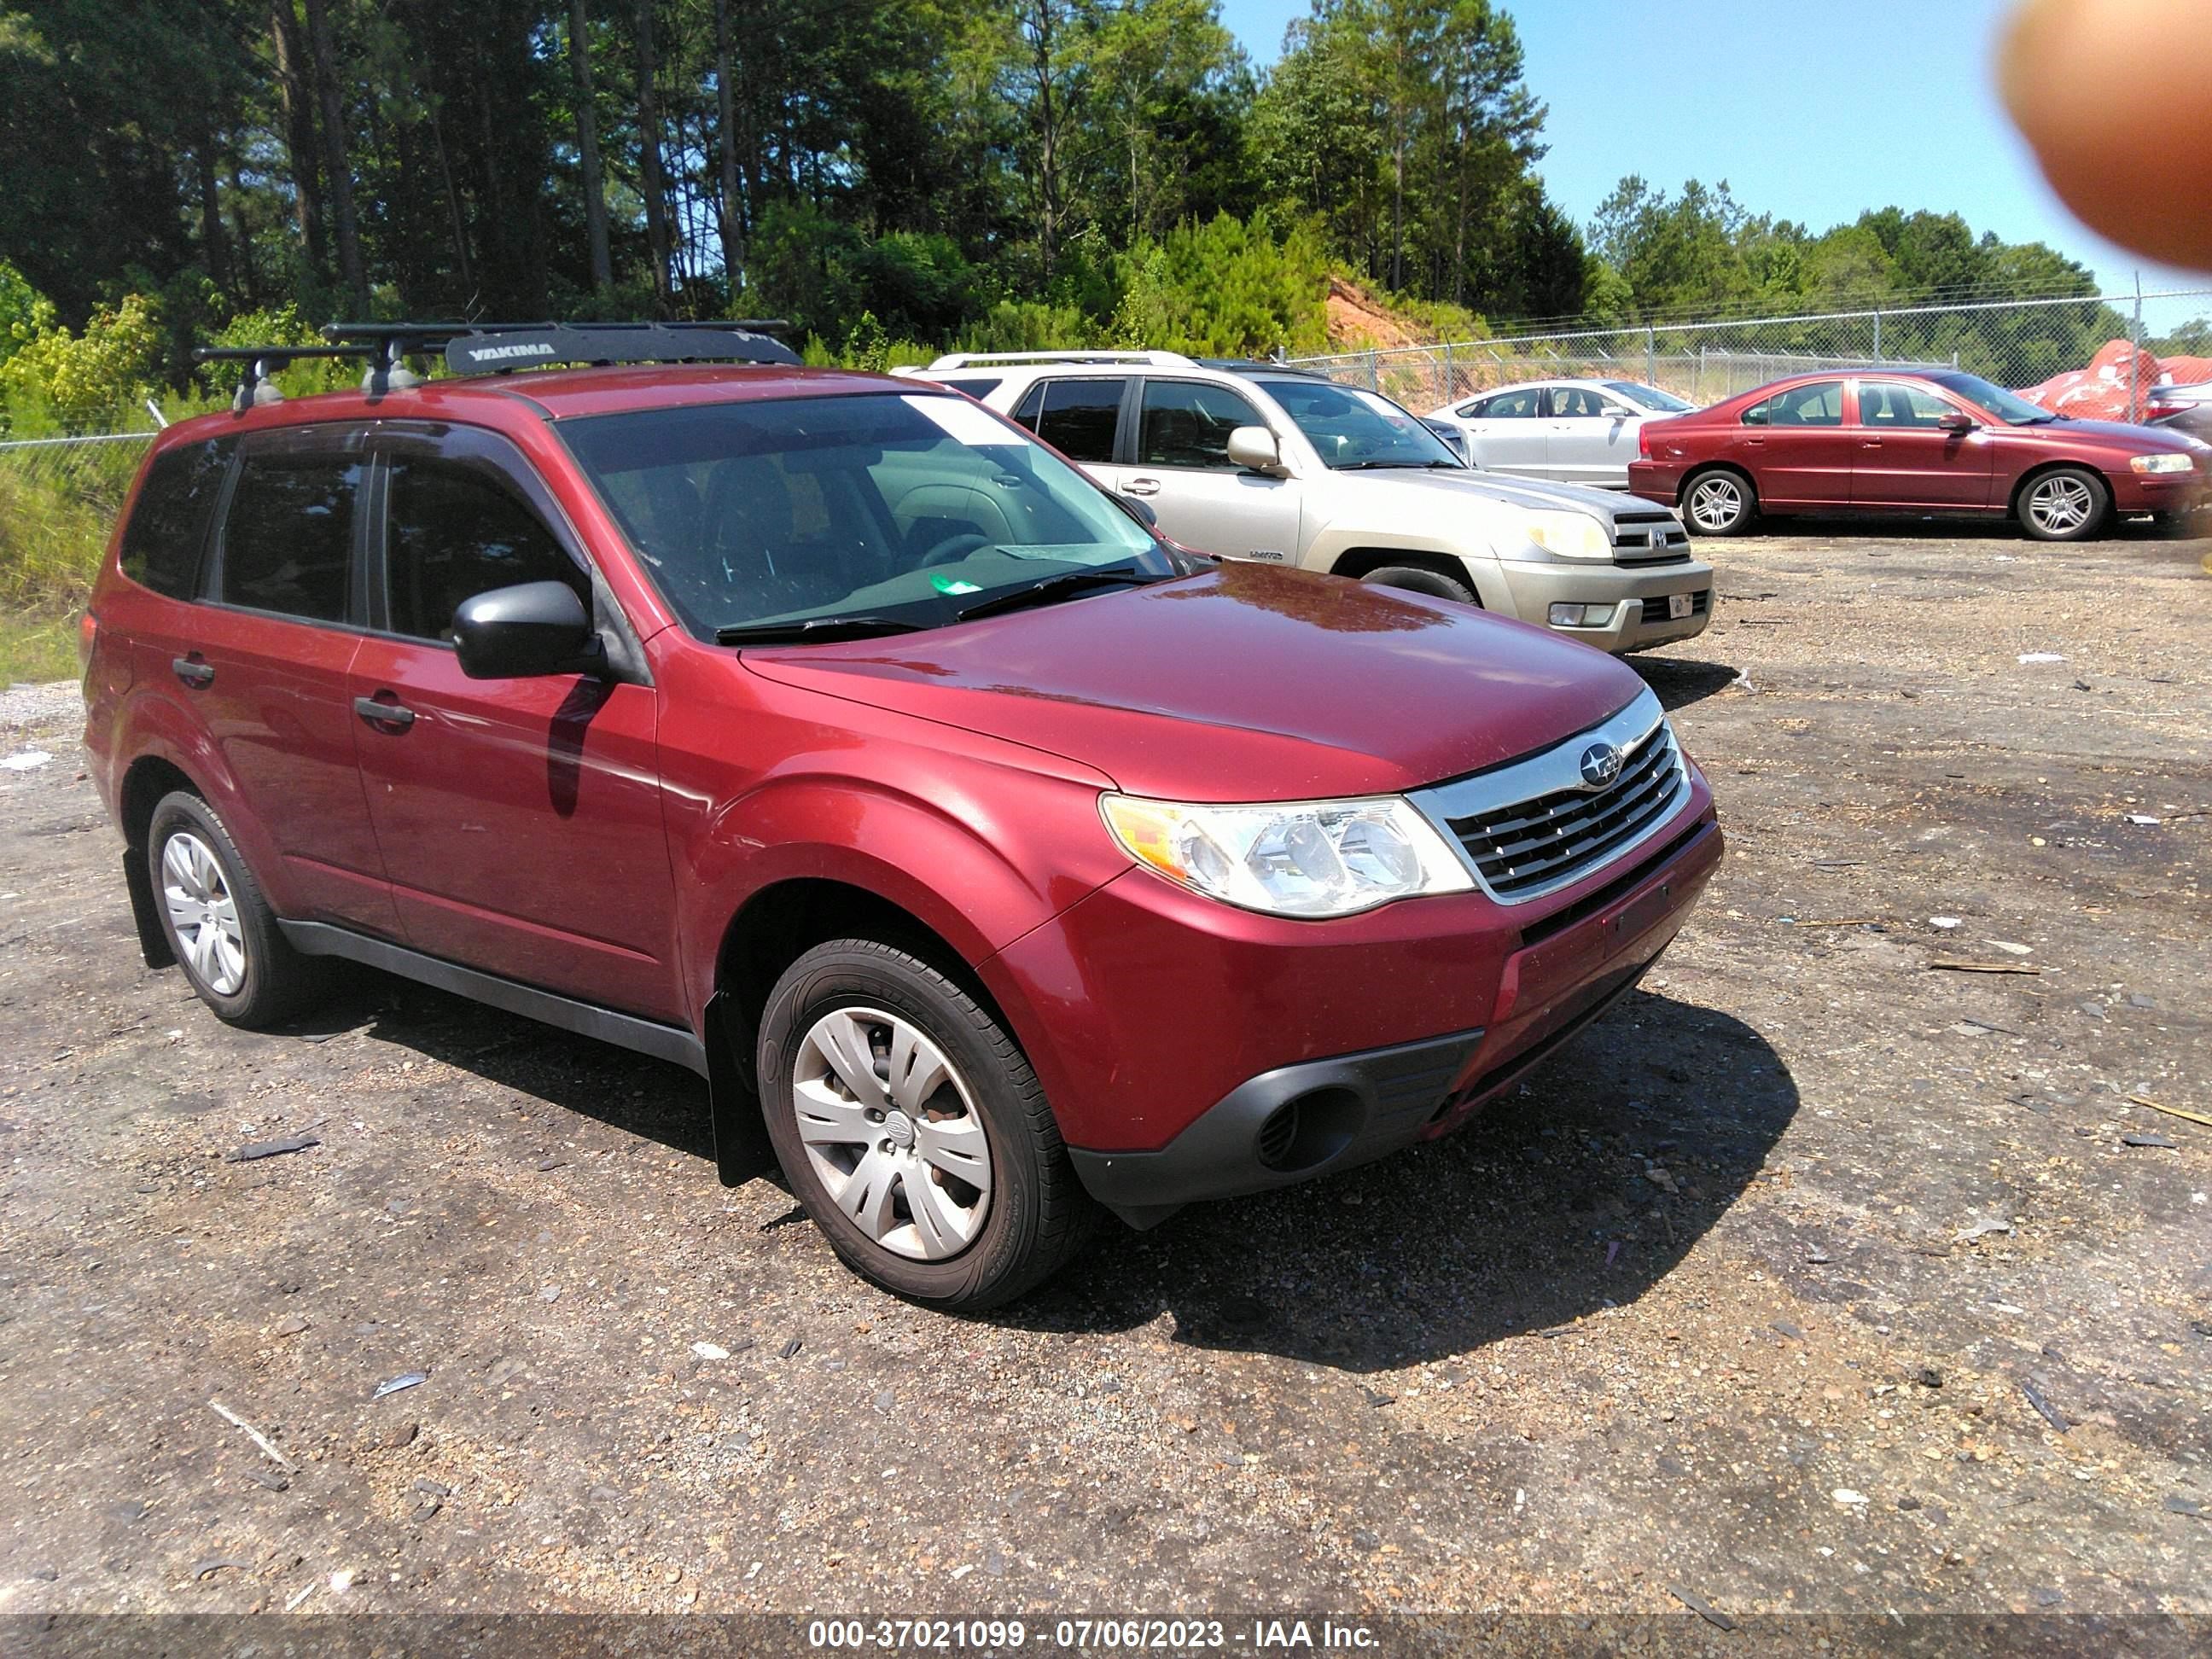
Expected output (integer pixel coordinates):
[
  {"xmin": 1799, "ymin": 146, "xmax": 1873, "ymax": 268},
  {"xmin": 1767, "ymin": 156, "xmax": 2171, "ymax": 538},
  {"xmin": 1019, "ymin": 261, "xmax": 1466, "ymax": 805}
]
[{"xmin": 82, "ymin": 323, "xmax": 1722, "ymax": 1308}]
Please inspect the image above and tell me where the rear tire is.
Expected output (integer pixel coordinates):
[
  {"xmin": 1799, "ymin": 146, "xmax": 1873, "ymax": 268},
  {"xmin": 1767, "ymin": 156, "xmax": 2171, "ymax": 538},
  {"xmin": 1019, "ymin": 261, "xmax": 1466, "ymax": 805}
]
[
  {"xmin": 757, "ymin": 939, "xmax": 1093, "ymax": 1310},
  {"xmin": 1682, "ymin": 468, "xmax": 1757, "ymax": 535},
  {"xmin": 147, "ymin": 790, "xmax": 333, "ymax": 1027},
  {"xmin": 1358, "ymin": 565, "xmax": 1477, "ymax": 604},
  {"xmin": 2016, "ymin": 466, "xmax": 2110, "ymax": 541}
]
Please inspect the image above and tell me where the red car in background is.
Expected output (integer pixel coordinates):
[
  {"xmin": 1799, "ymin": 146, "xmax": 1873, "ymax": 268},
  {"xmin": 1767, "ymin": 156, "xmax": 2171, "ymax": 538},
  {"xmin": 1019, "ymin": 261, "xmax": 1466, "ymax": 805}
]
[{"xmin": 1627, "ymin": 369, "xmax": 2209, "ymax": 541}]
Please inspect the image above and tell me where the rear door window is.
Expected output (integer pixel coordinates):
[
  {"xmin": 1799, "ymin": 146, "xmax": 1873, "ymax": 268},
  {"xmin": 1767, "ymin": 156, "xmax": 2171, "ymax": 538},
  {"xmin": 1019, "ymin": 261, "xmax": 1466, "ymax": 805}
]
[
  {"xmin": 1742, "ymin": 381, "xmax": 1843, "ymax": 428},
  {"xmin": 119, "ymin": 437, "xmax": 234, "ymax": 599},
  {"xmin": 383, "ymin": 456, "xmax": 588, "ymax": 642},
  {"xmin": 218, "ymin": 454, "xmax": 363, "ymax": 623},
  {"xmin": 1473, "ymin": 388, "xmax": 1542, "ymax": 419},
  {"xmin": 1010, "ymin": 378, "xmax": 1124, "ymax": 463}
]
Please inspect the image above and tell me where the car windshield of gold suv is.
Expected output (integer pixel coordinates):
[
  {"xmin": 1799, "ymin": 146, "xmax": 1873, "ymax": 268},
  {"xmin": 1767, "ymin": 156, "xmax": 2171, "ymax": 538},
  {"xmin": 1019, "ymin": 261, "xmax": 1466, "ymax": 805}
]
[{"xmin": 560, "ymin": 391, "xmax": 1173, "ymax": 641}]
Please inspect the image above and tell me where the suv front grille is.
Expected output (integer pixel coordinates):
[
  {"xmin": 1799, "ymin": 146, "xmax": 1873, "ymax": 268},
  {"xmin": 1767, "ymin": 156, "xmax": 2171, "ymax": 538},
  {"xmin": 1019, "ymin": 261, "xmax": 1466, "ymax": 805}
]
[
  {"xmin": 1408, "ymin": 690, "xmax": 1690, "ymax": 905},
  {"xmin": 1611, "ymin": 512, "xmax": 1693, "ymax": 562}
]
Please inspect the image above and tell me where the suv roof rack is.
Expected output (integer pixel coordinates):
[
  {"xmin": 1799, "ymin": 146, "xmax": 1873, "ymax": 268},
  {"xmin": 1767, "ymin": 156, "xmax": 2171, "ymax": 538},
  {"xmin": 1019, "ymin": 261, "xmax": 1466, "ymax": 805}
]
[
  {"xmin": 194, "ymin": 319, "xmax": 798, "ymax": 410},
  {"xmin": 917, "ymin": 349, "xmax": 1196, "ymax": 372}
]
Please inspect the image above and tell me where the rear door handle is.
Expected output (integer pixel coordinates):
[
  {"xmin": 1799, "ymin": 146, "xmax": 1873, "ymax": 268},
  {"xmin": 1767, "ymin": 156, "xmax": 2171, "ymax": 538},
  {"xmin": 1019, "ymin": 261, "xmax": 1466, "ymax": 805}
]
[
  {"xmin": 1860, "ymin": 439, "xmax": 1883, "ymax": 449},
  {"xmin": 171, "ymin": 655, "xmax": 214, "ymax": 689},
  {"xmin": 353, "ymin": 695, "xmax": 416, "ymax": 731},
  {"xmin": 1122, "ymin": 477, "xmax": 1161, "ymax": 497}
]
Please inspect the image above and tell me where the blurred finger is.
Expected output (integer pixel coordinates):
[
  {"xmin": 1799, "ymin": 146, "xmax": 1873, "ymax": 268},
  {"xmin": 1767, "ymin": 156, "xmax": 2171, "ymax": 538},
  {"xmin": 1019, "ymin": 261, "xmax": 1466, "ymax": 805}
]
[{"xmin": 1998, "ymin": 0, "xmax": 2212, "ymax": 271}]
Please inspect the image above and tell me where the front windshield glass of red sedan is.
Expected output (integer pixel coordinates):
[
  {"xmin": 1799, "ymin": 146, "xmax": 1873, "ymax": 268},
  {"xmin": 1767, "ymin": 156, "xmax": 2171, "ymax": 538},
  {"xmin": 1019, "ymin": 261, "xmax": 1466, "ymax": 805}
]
[
  {"xmin": 560, "ymin": 393, "xmax": 1168, "ymax": 638},
  {"xmin": 1928, "ymin": 371, "xmax": 2059, "ymax": 425},
  {"xmin": 1258, "ymin": 377, "xmax": 1465, "ymax": 469}
]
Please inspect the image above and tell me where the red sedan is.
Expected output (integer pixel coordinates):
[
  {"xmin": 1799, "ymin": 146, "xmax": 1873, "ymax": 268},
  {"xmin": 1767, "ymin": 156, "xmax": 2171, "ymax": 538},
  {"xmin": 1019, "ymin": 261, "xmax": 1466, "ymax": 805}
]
[{"xmin": 1628, "ymin": 369, "xmax": 2209, "ymax": 540}]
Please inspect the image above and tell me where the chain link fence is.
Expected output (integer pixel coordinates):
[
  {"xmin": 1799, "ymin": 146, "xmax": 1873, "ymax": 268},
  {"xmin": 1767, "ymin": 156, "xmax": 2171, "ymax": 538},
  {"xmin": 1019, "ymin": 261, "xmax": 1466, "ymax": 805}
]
[
  {"xmin": 0, "ymin": 411, "xmax": 159, "ymax": 641},
  {"xmin": 1289, "ymin": 287, "xmax": 2212, "ymax": 416}
]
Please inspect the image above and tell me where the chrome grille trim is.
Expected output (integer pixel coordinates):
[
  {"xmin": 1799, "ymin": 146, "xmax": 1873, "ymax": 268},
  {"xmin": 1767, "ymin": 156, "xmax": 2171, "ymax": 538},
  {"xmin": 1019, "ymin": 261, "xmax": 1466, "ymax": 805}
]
[{"xmin": 1408, "ymin": 687, "xmax": 1691, "ymax": 905}]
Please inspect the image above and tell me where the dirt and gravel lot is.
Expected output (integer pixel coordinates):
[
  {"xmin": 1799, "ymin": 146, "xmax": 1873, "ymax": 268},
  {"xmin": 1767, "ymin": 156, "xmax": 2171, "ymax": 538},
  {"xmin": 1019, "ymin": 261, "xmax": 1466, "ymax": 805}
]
[{"xmin": 0, "ymin": 521, "xmax": 2207, "ymax": 1630}]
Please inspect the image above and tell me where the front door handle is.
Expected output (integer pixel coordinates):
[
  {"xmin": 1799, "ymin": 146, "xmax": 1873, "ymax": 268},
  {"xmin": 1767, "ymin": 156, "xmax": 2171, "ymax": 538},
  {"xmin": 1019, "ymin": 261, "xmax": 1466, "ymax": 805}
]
[
  {"xmin": 353, "ymin": 695, "xmax": 416, "ymax": 732},
  {"xmin": 1122, "ymin": 477, "xmax": 1161, "ymax": 497},
  {"xmin": 172, "ymin": 655, "xmax": 214, "ymax": 689}
]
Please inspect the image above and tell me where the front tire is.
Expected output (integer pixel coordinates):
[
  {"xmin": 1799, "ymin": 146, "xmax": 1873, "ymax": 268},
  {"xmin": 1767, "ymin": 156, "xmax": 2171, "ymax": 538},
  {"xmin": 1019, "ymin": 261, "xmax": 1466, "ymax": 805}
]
[
  {"xmin": 147, "ymin": 790, "xmax": 332, "ymax": 1027},
  {"xmin": 757, "ymin": 939, "xmax": 1093, "ymax": 1310},
  {"xmin": 1359, "ymin": 565, "xmax": 1477, "ymax": 604},
  {"xmin": 2017, "ymin": 466, "xmax": 2110, "ymax": 541},
  {"xmin": 1682, "ymin": 468, "xmax": 1757, "ymax": 535}
]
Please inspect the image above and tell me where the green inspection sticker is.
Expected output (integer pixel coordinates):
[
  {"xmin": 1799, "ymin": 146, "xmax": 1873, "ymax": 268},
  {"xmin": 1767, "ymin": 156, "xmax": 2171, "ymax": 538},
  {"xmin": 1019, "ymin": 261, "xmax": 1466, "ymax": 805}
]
[{"xmin": 930, "ymin": 575, "xmax": 983, "ymax": 595}]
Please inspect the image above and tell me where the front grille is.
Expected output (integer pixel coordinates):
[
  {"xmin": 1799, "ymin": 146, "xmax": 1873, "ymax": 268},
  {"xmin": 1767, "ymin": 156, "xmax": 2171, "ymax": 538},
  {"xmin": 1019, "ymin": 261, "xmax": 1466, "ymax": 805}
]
[
  {"xmin": 1441, "ymin": 723, "xmax": 1687, "ymax": 900},
  {"xmin": 1640, "ymin": 588, "xmax": 1710, "ymax": 623},
  {"xmin": 1611, "ymin": 512, "xmax": 1693, "ymax": 562}
]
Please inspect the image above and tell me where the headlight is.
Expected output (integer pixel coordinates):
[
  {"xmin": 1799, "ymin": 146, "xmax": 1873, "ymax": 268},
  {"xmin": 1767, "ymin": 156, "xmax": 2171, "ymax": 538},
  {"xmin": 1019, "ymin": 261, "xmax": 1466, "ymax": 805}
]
[
  {"xmin": 2131, "ymin": 452, "xmax": 2195, "ymax": 474},
  {"xmin": 1522, "ymin": 509, "xmax": 1613, "ymax": 559},
  {"xmin": 1100, "ymin": 793, "xmax": 1474, "ymax": 917}
]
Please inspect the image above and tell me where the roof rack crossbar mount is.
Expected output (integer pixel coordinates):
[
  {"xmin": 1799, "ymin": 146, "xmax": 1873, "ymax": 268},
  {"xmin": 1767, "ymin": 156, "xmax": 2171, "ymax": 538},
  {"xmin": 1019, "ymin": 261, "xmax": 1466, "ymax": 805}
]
[
  {"xmin": 320, "ymin": 320, "xmax": 801, "ymax": 376},
  {"xmin": 923, "ymin": 350, "xmax": 1196, "ymax": 371}
]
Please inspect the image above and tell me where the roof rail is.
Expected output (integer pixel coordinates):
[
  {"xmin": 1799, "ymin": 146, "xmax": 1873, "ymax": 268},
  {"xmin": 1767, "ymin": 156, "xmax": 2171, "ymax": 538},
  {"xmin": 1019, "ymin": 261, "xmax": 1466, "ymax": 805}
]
[
  {"xmin": 193, "ymin": 319, "xmax": 800, "ymax": 410},
  {"xmin": 918, "ymin": 349, "xmax": 1196, "ymax": 372}
]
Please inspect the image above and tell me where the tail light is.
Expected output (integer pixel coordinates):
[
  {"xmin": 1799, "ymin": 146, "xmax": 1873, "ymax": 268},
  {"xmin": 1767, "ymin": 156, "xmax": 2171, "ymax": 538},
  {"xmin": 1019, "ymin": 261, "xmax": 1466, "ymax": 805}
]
[
  {"xmin": 78, "ymin": 609, "xmax": 97, "ymax": 679},
  {"xmin": 1637, "ymin": 423, "xmax": 1652, "ymax": 459}
]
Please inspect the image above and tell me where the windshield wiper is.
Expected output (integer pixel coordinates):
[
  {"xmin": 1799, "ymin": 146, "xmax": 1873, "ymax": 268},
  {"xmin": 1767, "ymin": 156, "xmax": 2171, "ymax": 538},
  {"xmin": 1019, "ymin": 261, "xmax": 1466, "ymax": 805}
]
[
  {"xmin": 954, "ymin": 568, "xmax": 1161, "ymax": 621},
  {"xmin": 716, "ymin": 615, "xmax": 925, "ymax": 645},
  {"xmin": 1335, "ymin": 459, "xmax": 1461, "ymax": 470}
]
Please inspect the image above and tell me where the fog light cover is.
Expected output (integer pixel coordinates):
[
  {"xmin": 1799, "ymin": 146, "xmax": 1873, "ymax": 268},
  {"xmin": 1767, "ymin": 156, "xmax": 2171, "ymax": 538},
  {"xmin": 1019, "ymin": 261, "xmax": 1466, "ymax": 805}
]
[{"xmin": 1548, "ymin": 602, "xmax": 1614, "ymax": 626}]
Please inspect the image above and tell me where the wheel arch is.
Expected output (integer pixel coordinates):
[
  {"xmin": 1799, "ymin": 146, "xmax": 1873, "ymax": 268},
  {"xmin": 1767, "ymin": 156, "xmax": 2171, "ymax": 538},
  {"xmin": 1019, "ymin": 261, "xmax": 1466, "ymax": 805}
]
[{"xmin": 1328, "ymin": 546, "xmax": 1495, "ymax": 607}]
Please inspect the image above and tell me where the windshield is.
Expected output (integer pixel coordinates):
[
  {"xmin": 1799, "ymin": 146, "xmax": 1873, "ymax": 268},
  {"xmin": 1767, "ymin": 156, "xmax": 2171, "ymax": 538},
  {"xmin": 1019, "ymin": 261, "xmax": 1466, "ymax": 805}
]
[
  {"xmin": 1605, "ymin": 381, "xmax": 1696, "ymax": 412},
  {"xmin": 1928, "ymin": 371, "xmax": 2058, "ymax": 425},
  {"xmin": 1257, "ymin": 378, "xmax": 1465, "ymax": 469},
  {"xmin": 560, "ymin": 393, "xmax": 1167, "ymax": 637}
]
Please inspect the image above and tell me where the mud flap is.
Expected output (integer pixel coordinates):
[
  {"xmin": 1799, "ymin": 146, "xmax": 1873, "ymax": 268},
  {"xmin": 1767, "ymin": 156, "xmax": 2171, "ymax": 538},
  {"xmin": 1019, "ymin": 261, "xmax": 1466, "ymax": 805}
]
[
  {"xmin": 122, "ymin": 847, "xmax": 176, "ymax": 970},
  {"xmin": 702, "ymin": 989, "xmax": 775, "ymax": 1187}
]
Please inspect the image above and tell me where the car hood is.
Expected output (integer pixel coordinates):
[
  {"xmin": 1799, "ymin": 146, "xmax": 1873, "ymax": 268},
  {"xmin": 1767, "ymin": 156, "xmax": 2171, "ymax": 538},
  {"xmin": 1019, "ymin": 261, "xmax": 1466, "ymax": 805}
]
[
  {"xmin": 2027, "ymin": 417, "xmax": 2203, "ymax": 451},
  {"xmin": 739, "ymin": 564, "xmax": 1645, "ymax": 801},
  {"xmin": 1433, "ymin": 469, "xmax": 1670, "ymax": 521}
]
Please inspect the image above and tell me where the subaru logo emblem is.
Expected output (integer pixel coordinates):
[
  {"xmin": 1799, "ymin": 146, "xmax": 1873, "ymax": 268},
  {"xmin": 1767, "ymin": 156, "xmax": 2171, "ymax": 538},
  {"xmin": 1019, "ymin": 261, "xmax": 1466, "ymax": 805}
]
[{"xmin": 1579, "ymin": 742, "xmax": 1623, "ymax": 789}]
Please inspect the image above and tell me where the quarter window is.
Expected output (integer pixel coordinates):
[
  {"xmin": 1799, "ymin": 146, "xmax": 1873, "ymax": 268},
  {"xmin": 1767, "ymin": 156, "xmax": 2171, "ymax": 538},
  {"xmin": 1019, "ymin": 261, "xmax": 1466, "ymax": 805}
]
[
  {"xmin": 384, "ymin": 456, "xmax": 586, "ymax": 642},
  {"xmin": 1137, "ymin": 381, "xmax": 1264, "ymax": 469},
  {"xmin": 218, "ymin": 454, "xmax": 361, "ymax": 623},
  {"xmin": 1011, "ymin": 378, "xmax": 1123, "ymax": 463},
  {"xmin": 119, "ymin": 438, "xmax": 233, "ymax": 599},
  {"xmin": 1741, "ymin": 381, "xmax": 1843, "ymax": 428}
]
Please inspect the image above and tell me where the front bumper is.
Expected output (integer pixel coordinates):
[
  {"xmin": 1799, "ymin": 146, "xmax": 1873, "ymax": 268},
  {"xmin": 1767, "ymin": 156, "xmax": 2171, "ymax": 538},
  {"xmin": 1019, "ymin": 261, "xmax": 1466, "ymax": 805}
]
[
  {"xmin": 1493, "ymin": 556, "xmax": 1716, "ymax": 652},
  {"xmin": 2111, "ymin": 467, "xmax": 2210, "ymax": 515},
  {"xmin": 1014, "ymin": 795, "xmax": 1723, "ymax": 1226}
]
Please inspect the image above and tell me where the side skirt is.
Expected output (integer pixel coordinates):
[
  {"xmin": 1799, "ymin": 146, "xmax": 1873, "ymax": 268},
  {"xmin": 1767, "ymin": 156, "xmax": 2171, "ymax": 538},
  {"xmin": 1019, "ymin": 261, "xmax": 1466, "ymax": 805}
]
[{"xmin": 279, "ymin": 918, "xmax": 708, "ymax": 1075}]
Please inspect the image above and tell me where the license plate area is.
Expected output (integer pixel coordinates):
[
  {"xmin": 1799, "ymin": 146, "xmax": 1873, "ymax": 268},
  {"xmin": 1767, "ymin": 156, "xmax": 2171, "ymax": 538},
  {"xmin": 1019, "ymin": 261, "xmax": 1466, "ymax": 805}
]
[{"xmin": 1667, "ymin": 591, "xmax": 1693, "ymax": 620}]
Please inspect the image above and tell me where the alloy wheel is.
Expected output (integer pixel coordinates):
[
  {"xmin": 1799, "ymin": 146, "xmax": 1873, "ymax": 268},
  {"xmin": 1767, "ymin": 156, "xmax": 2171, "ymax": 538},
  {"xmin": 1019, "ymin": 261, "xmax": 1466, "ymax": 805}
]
[
  {"xmin": 1687, "ymin": 474, "xmax": 1744, "ymax": 532},
  {"xmin": 161, "ymin": 830, "xmax": 247, "ymax": 996},
  {"xmin": 791, "ymin": 1006, "xmax": 992, "ymax": 1260},
  {"xmin": 2027, "ymin": 474, "xmax": 2094, "ymax": 535}
]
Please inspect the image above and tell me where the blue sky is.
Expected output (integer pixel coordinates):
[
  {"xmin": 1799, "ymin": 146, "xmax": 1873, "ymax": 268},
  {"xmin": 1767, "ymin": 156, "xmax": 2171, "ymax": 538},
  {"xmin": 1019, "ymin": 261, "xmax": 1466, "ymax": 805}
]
[{"xmin": 1217, "ymin": 0, "xmax": 2203, "ymax": 300}]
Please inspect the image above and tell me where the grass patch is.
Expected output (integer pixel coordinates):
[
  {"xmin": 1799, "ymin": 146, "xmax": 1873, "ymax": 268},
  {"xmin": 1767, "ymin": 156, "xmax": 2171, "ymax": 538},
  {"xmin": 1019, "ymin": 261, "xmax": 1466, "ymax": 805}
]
[{"xmin": 0, "ymin": 612, "xmax": 79, "ymax": 684}]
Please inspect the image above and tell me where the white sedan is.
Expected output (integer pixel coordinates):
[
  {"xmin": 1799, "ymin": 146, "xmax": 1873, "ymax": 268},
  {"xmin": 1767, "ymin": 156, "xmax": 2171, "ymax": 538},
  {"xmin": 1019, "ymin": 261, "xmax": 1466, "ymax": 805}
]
[{"xmin": 1429, "ymin": 378, "xmax": 1698, "ymax": 489}]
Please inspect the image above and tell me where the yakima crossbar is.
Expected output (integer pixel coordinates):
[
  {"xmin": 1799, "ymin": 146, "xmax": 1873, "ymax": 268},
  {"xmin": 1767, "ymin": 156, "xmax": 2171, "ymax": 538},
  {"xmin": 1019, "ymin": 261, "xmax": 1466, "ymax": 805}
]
[{"xmin": 194, "ymin": 319, "xmax": 799, "ymax": 410}]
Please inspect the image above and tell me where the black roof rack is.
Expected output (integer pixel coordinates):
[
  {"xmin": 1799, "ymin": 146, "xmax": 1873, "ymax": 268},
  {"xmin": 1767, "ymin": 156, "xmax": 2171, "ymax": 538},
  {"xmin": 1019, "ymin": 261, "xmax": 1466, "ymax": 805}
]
[{"xmin": 193, "ymin": 319, "xmax": 799, "ymax": 410}]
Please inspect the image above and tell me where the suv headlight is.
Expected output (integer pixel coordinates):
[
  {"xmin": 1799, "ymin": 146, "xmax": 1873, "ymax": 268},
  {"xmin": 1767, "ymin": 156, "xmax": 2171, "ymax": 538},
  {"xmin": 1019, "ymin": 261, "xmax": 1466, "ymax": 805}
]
[
  {"xmin": 1101, "ymin": 793, "xmax": 1474, "ymax": 917},
  {"xmin": 1522, "ymin": 509, "xmax": 1613, "ymax": 559},
  {"xmin": 2131, "ymin": 452, "xmax": 2195, "ymax": 474}
]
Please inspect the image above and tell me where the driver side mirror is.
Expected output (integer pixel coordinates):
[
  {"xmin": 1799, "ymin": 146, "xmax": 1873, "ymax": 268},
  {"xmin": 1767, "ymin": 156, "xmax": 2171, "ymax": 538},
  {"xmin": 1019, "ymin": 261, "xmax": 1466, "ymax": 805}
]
[
  {"xmin": 1936, "ymin": 410, "xmax": 1976, "ymax": 434},
  {"xmin": 1226, "ymin": 425, "xmax": 1289, "ymax": 476},
  {"xmin": 452, "ymin": 580, "xmax": 604, "ymax": 680}
]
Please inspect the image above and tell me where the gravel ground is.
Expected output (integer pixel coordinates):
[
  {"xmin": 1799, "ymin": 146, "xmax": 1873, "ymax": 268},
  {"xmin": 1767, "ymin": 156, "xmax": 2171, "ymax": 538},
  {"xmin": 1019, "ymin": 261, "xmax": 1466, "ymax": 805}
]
[{"xmin": 0, "ymin": 521, "xmax": 2207, "ymax": 1627}]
